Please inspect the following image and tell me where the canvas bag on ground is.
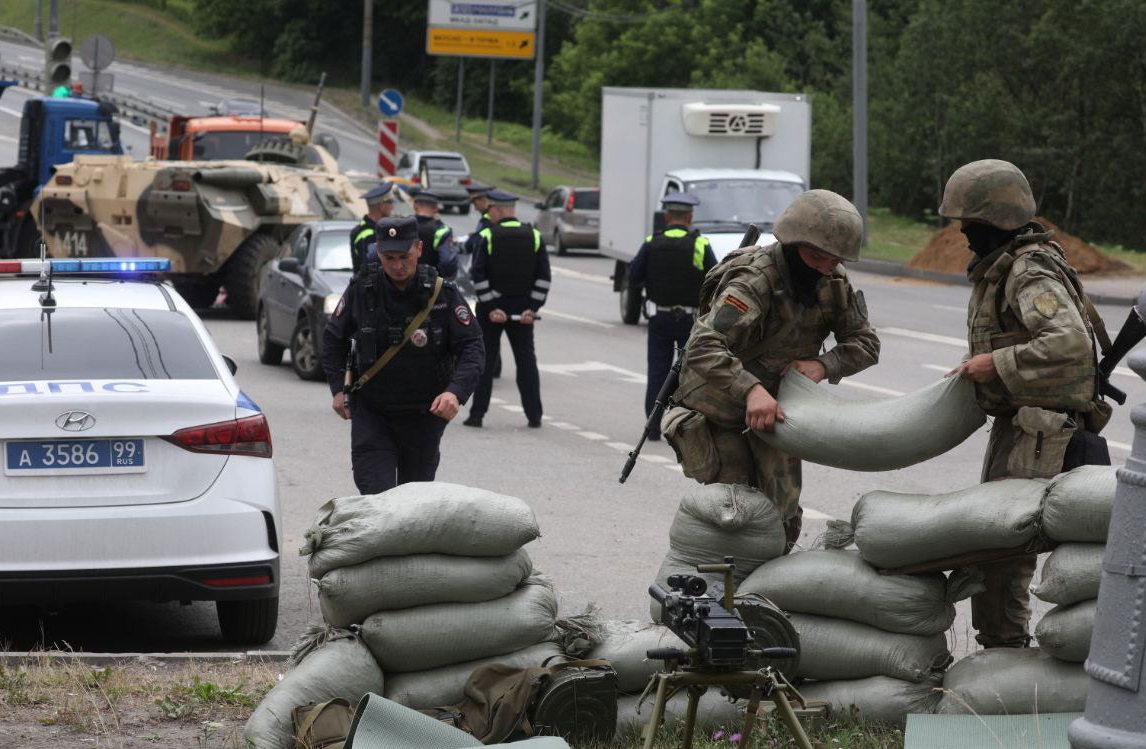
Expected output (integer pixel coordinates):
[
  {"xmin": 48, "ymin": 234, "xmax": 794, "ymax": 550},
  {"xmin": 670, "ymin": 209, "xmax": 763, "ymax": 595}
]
[
  {"xmin": 936, "ymin": 648, "xmax": 1089, "ymax": 715},
  {"xmin": 359, "ymin": 578, "xmax": 558, "ymax": 672},
  {"xmin": 669, "ymin": 484, "xmax": 786, "ymax": 573},
  {"xmin": 293, "ymin": 698, "xmax": 354, "ymax": 749},
  {"xmin": 786, "ymin": 613, "xmax": 951, "ymax": 683},
  {"xmin": 316, "ymin": 549, "xmax": 533, "ymax": 627},
  {"xmin": 584, "ymin": 621, "xmax": 686, "ymax": 693},
  {"xmin": 1041, "ymin": 465, "xmax": 1117, "ymax": 543},
  {"xmin": 385, "ymin": 643, "xmax": 562, "ymax": 710},
  {"xmin": 737, "ymin": 550, "xmax": 982, "ymax": 636},
  {"xmin": 1030, "ymin": 543, "xmax": 1104, "ymax": 605},
  {"xmin": 797, "ymin": 675, "xmax": 942, "ymax": 726},
  {"xmin": 1034, "ymin": 599, "xmax": 1097, "ymax": 663},
  {"xmin": 303, "ymin": 483, "xmax": 541, "ymax": 578},
  {"xmin": 824, "ymin": 478, "xmax": 1046, "ymax": 570}
]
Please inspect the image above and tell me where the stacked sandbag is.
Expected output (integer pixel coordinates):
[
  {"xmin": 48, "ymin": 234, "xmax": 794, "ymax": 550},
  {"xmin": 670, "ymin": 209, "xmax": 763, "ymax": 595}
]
[
  {"xmin": 1030, "ymin": 466, "xmax": 1116, "ymax": 664},
  {"xmin": 798, "ymin": 675, "xmax": 942, "ymax": 725},
  {"xmin": 735, "ymin": 549, "xmax": 965, "ymax": 718},
  {"xmin": 244, "ymin": 629, "xmax": 384, "ymax": 749},
  {"xmin": 582, "ymin": 620, "xmax": 688, "ymax": 694},
  {"xmin": 650, "ymin": 484, "xmax": 787, "ymax": 620},
  {"xmin": 300, "ymin": 482, "xmax": 560, "ymax": 711},
  {"xmin": 823, "ymin": 478, "xmax": 1046, "ymax": 570},
  {"xmin": 935, "ymin": 648, "xmax": 1089, "ymax": 714}
]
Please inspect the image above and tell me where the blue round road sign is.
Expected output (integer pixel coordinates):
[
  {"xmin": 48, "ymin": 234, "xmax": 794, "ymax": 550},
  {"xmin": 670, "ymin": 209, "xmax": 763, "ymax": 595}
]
[{"xmin": 378, "ymin": 89, "xmax": 404, "ymax": 117}]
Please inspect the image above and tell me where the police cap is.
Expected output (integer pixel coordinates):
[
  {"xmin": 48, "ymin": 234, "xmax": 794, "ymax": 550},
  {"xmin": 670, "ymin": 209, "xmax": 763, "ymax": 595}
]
[
  {"xmin": 486, "ymin": 189, "xmax": 519, "ymax": 206},
  {"xmin": 466, "ymin": 182, "xmax": 496, "ymax": 196},
  {"xmin": 361, "ymin": 182, "xmax": 395, "ymax": 206},
  {"xmin": 412, "ymin": 190, "xmax": 442, "ymax": 205},
  {"xmin": 374, "ymin": 216, "xmax": 420, "ymax": 253},
  {"xmin": 661, "ymin": 192, "xmax": 700, "ymax": 211}
]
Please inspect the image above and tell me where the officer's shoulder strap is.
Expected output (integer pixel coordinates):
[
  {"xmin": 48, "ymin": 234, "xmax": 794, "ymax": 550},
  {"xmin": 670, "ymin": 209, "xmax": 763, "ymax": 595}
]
[{"xmin": 352, "ymin": 276, "xmax": 445, "ymax": 391}]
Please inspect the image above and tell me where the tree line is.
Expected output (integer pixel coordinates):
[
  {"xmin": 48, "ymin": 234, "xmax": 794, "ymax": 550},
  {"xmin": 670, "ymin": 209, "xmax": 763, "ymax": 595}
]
[{"xmin": 193, "ymin": 0, "xmax": 1146, "ymax": 249}]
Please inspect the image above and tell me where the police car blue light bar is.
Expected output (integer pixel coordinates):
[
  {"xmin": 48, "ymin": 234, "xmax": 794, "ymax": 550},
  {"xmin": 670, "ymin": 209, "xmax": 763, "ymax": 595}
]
[{"xmin": 0, "ymin": 258, "xmax": 171, "ymax": 274}]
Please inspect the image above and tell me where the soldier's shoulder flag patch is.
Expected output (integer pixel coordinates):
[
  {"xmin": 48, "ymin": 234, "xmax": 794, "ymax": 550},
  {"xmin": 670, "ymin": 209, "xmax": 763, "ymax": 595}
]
[
  {"xmin": 334, "ymin": 296, "xmax": 346, "ymax": 318},
  {"xmin": 1033, "ymin": 290, "xmax": 1060, "ymax": 318},
  {"xmin": 723, "ymin": 293, "xmax": 750, "ymax": 314},
  {"xmin": 454, "ymin": 304, "xmax": 473, "ymax": 325}
]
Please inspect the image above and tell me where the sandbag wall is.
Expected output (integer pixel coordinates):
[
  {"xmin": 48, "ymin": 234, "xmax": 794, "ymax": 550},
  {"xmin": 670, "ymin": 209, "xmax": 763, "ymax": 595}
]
[
  {"xmin": 246, "ymin": 482, "xmax": 560, "ymax": 749},
  {"xmin": 816, "ymin": 465, "xmax": 1117, "ymax": 719}
]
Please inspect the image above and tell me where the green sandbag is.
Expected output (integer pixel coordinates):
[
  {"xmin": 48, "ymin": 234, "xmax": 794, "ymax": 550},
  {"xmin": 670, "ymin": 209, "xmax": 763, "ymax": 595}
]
[
  {"xmin": 798, "ymin": 675, "xmax": 942, "ymax": 725},
  {"xmin": 1030, "ymin": 543, "xmax": 1104, "ymax": 605},
  {"xmin": 1035, "ymin": 599, "xmax": 1097, "ymax": 663},
  {"xmin": 787, "ymin": 613, "xmax": 951, "ymax": 683},
  {"xmin": 1042, "ymin": 465, "xmax": 1117, "ymax": 543},
  {"xmin": 935, "ymin": 648, "xmax": 1088, "ymax": 714}
]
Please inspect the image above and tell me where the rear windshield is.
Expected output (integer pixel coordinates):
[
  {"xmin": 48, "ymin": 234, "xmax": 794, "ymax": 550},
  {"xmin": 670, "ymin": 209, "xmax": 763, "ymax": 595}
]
[
  {"xmin": 424, "ymin": 156, "xmax": 467, "ymax": 172},
  {"xmin": 573, "ymin": 190, "xmax": 600, "ymax": 210},
  {"xmin": 0, "ymin": 308, "xmax": 218, "ymax": 381}
]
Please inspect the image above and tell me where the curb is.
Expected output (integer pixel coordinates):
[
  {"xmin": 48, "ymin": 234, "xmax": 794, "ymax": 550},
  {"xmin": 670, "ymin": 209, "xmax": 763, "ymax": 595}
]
[
  {"xmin": 0, "ymin": 650, "xmax": 293, "ymax": 666},
  {"xmin": 851, "ymin": 259, "xmax": 1140, "ymax": 306}
]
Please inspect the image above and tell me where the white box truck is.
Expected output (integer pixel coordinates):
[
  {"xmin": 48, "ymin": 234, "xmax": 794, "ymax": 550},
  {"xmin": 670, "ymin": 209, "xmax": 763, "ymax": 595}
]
[{"xmin": 599, "ymin": 87, "xmax": 811, "ymax": 323}]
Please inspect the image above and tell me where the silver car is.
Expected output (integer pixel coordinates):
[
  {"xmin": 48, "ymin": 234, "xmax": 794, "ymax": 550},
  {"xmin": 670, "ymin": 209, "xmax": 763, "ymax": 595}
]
[
  {"xmin": 394, "ymin": 150, "xmax": 473, "ymax": 213},
  {"xmin": 534, "ymin": 186, "xmax": 599, "ymax": 255}
]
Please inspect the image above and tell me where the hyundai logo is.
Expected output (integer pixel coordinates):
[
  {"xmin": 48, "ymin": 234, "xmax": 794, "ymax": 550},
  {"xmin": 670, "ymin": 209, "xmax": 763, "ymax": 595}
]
[{"xmin": 55, "ymin": 411, "xmax": 96, "ymax": 432}]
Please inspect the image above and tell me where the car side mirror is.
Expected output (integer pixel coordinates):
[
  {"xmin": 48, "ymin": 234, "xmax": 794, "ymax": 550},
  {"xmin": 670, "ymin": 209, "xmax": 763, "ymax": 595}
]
[
  {"xmin": 278, "ymin": 257, "xmax": 301, "ymax": 274},
  {"xmin": 222, "ymin": 355, "xmax": 238, "ymax": 375}
]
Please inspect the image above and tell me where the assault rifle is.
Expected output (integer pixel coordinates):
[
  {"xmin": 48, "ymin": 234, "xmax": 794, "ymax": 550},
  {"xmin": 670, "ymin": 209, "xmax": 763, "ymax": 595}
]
[
  {"xmin": 618, "ymin": 223, "xmax": 762, "ymax": 484},
  {"xmin": 1097, "ymin": 300, "xmax": 1146, "ymax": 406}
]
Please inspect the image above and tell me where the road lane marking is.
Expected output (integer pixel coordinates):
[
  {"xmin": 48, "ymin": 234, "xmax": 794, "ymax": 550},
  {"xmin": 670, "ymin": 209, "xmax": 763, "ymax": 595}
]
[
  {"xmin": 543, "ymin": 309, "xmax": 615, "ymax": 329},
  {"xmin": 803, "ymin": 508, "xmax": 834, "ymax": 521},
  {"xmin": 549, "ymin": 422, "xmax": 581, "ymax": 431},
  {"xmin": 550, "ymin": 266, "xmax": 611, "ymax": 285},
  {"xmin": 933, "ymin": 304, "xmax": 965, "ymax": 312},
  {"xmin": 922, "ymin": 364, "xmax": 951, "ymax": 374},
  {"xmin": 0, "ymin": 134, "xmax": 15, "ymax": 144},
  {"xmin": 538, "ymin": 361, "xmax": 646, "ymax": 384},
  {"xmin": 640, "ymin": 454, "xmax": 672, "ymax": 464},
  {"xmin": 1110, "ymin": 440, "xmax": 1130, "ymax": 452},
  {"xmin": 606, "ymin": 441, "xmax": 631, "ymax": 452},
  {"xmin": 881, "ymin": 326, "xmax": 967, "ymax": 348},
  {"xmin": 577, "ymin": 431, "xmax": 607, "ymax": 440}
]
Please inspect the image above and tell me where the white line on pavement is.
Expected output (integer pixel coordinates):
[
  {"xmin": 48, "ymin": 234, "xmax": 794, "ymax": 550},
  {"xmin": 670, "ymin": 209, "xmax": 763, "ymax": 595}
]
[
  {"xmin": 0, "ymin": 105, "xmax": 22, "ymax": 118},
  {"xmin": 881, "ymin": 326, "xmax": 967, "ymax": 348},
  {"xmin": 542, "ymin": 309, "xmax": 614, "ymax": 329},
  {"xmin": 577, "ymin": 431, "xmax": 608, "ymax": 440},
  {"xmin": 549, "ymin": 422, "xmax": 581, "ymax": 431},
  {"xmin": 605, "ymin": 441, "xmax": 632, "ymax": 452},
  {"xmin": 803, "ymin": 508, "xmax": 834, "ymax": 521},
  {"xmin": 933, "ymin": 304, "xmax": 966, "ymax": 312},
  {"xmin": 640, "ymin": 454, "xmax": 672, "ymax": 464},
  {"xmin": 1109, "ymin": 440, "xmax": 1130, "ymax": 452},
  {"xmin": 922, "ymin": 364, "xmax": 951, "ymax": 373},
  {"xmin": 0, "ymin": 134, "xmax": 15, "ymax": 144},
  {"xmin": 550, "ymin": 266, "xmax": 611, "ymax": 285},
  {"xmin": 537, "ymin": 361, "xmax": 646, "ymax": 384}
]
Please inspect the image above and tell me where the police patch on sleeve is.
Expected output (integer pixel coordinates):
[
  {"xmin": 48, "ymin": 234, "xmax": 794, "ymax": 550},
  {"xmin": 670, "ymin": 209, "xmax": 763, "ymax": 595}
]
[
  {"xmin": 454, "ymin": 304, "xmax": 474, "ymax": 326},
  {"xmin": 334, "ymin": 296, "xmax": 346, "ymax": 318},
  {"xmin": 1033, "ymin": 290, "xmax": 1060, "ymax": 319}
]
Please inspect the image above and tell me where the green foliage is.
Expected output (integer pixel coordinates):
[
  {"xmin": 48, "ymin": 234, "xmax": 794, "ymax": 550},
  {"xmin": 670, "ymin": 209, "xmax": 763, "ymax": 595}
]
[{"xmin": 155, "ymin": 677, "xmax": 256, "ymax": 719}]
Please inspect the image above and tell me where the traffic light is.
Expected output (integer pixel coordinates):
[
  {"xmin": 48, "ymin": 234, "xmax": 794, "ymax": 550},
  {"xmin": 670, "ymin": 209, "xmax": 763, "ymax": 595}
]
[{"xmin": 44, "ymin": 36, "xmax": 72, "ymax": 86}]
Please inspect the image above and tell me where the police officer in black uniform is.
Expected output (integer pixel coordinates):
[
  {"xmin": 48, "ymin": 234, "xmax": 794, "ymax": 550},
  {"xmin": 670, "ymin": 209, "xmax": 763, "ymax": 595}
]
[
  {"xmin": 349, "ymin": 182, "xmax": 396, "ymax": 274},
  {"xmin": 464, "ymin": 190, "xmax": 550, "ymax": 428},
  {"xmin": 627, "ymin": 192, "xmax": 716, "ymax": 441},
  {"xmin": 463, "ymin": 182, "xmax": 495, "ymax": 256},
  {"xmin": 323, "ymin": 216, "xmax": 485, "ymax": 494},
  {"xmin": 411, "ymin": 189, "xmax": 459, "ymax": 279}
]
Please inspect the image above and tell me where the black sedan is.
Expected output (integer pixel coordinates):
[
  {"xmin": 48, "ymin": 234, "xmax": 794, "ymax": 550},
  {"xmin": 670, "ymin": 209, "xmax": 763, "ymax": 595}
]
[{"xmin": 256, "ymin": 220, "xmax": 354, "ymax": 380}]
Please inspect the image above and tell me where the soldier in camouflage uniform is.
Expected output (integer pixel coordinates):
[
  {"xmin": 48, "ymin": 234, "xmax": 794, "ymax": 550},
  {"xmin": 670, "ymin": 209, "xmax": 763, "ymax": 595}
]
[
  {"xmin": 941, "ymin": 158, "xmax": 1104, "ymax": 648},
  {"xmin": 671, "ymin": 190, "xmax": 881, "ymax": 549}
]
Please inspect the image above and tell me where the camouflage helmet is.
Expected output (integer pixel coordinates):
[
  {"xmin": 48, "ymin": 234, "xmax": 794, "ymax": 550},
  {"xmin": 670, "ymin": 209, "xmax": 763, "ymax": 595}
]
[
  {"xmin": 938, "ymin": 159, "xmax": 1035, "ymax": 231},
  {"xmin": 773, "ymin": 189, "xmax": 864, "ymax": 262}
]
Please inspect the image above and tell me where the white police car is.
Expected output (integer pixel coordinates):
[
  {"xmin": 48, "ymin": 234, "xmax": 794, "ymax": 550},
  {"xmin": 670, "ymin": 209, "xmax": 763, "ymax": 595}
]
[{"xmin": 0, "ymin": 258, "xmax": 281, "ymax": 644}]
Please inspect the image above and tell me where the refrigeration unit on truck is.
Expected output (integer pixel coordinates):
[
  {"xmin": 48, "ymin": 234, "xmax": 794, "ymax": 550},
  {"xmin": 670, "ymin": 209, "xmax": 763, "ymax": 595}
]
[{"xmin": 599, "ymin": 87, "xmax": 811, "ymax": 323}]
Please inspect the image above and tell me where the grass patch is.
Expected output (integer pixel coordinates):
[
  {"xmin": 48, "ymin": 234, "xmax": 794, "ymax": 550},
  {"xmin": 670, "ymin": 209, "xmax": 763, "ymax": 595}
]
[
  {"xmin": 864, "ymin": 207, "xmax": 939, "ymax": 264},
  {"xmin": 0, "ymin": 0, "xmax": 256, "ymax": 75},
  {"xmin": 1093, "ymin": 243, "xmax": 1146, "ymax": 274}
]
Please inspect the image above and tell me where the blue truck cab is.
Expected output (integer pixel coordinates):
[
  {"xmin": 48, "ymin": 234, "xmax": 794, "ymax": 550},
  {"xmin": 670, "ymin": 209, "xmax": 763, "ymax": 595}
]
[{"xmin": 0, "ymin": 80, "xmax": 124, "ymax": 257}]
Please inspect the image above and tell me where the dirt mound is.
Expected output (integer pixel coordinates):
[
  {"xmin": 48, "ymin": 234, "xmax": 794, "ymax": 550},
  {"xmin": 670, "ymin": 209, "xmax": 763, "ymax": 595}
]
[{"xmin": 908, "ymin": 217, "xmax": 1130, "ymax": 276}]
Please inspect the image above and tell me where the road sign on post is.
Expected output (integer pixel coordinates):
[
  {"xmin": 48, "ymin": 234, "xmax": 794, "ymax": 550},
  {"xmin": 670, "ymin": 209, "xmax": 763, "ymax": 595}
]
[
  {"xmin": 426, "ymin": 0, "xmax": 537, "ymax": 60},
  {"xmin": 377, "ymin": 120, "xmax": 399, "ymax": 177},
  {"xmin": 378, "ymin": 88, "xmax": 404, "ymax": 117}
]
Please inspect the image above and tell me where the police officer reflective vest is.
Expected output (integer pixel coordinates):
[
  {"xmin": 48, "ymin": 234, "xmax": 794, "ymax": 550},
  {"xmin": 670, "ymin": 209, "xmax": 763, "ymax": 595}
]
[
  {"xmin": 416, "ymin": 215, "xmax": 451, "ymax": 270},
  {"xmin": 350, "ymin": 217, "xmax": 376, "ymax": 274},
  {"xmin": 480, "ymin": 219, "xmax": 540, "ymax": 297},
  {"xmin": 644, "ymin": 227, "xmax": 707, "ymax": 307},
  {"xmin": 352, "ymin": 267, "xmax": 451, "ymax": 410}
]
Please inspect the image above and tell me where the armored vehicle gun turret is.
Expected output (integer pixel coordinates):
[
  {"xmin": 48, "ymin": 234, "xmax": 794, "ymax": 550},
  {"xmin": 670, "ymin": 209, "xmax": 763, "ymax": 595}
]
[{"xmin": 30, "ymin": 139, "xmax": 364, "ymax": 317}]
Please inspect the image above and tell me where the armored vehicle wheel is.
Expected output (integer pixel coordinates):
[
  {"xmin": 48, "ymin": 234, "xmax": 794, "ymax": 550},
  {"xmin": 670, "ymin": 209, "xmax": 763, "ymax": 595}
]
[
  {"xmin": 217, "ymin": 596, "xmax": 278, "ymax": 645},
  {"xmin": 257, "ymin": 305, "xmax": 285, "ymax": 365},
  {"xmin": 290, "ymin": 316, "xmax": 324, "ymax": 381},
  {"xmin": 174, "ymin": 280, "xmax": 220, "ymax": 309},
  {"xmin": 225, "ymin": 234, "xmax": 281, "ymax": 320}
]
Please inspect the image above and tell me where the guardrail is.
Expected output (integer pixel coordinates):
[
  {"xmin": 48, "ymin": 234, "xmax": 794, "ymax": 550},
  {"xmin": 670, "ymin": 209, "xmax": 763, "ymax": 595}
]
[
  {"xmin": 0, "ymin": 25, "xmax": 43, "ymax": 48},
  {"xmin": 1, "ymin": 61, "xmax": 179, "ymax": 124}
]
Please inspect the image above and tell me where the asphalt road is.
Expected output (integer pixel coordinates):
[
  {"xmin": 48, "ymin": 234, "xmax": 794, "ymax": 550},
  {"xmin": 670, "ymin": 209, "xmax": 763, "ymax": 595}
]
[
  {"xmin": 2, "ymin": 44, "xmax": 1143, "ymax": 656},
  {"xmin": 1, "ymin": 251, "xmax": 1143, "ymax": 654}
]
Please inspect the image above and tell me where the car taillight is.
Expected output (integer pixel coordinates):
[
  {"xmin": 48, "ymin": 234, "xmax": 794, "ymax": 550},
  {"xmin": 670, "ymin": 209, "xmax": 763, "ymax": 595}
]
[
  {"xmin": 163, "ymin": 414, "xmax": 273, "ymax": 458},
  {"xmin": 460, "ymin": 177, "xmax": 472, "ymax": 185},
  {"xmin": 565, "ymin": 193, "xmax": 575, "ymax": 212}
]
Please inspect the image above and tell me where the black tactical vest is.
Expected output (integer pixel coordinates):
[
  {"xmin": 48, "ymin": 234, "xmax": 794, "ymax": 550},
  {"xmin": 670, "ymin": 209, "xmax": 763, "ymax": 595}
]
[
  {"xmin": 486, "ymin": 223, "xmax": 538, "ymax": 297},
  {"xmin": 416, "ymin": 215, "xmax": 446, "ymax": 270},
  {"xmin": 644, "ymin": 228, "xmax": 705, "ymax": 307},
  {"xmin": 352, "ymin": 270, "xmax": 450, "ymax": 411}
]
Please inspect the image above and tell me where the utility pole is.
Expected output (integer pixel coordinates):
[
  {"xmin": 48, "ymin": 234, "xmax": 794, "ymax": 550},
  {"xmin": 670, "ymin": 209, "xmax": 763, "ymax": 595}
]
[
  {"xmin": 529, "ymin": 0, "xmax": 547, "ymax": 189},
  {"xmin": 360, "ymin": 0, "xmax": 372, "ymax": 107},
  {"xmin": 455, "ymin": 59, "xmax": 465, "ymax": 142},
  {"xmin": 48, "ymin": 0, "xmax": 59, "ymax": 35},
  {"xmin": 34, "ymin": 0, "xmax": 43, "ymax": 42},
  {"xmin": 852, "ymin": 0, "xmax": 868, "ymax": 244}
]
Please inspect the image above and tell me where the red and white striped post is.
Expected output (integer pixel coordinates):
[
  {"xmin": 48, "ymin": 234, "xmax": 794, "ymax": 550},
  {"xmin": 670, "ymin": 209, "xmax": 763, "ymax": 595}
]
[{"xmin": 377, "ymin": 119, "xmax": 399, "ymax": 177}]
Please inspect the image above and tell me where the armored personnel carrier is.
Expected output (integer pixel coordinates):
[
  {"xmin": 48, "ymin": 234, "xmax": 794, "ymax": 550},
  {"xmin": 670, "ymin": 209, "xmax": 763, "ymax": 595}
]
[{"xmin": 30, "ymin": 137, "xmax": 363, "ymax": 318}]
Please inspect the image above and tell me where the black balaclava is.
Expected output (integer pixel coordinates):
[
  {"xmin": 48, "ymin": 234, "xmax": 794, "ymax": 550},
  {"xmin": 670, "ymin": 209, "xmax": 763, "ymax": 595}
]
[
  {"xmin": 963, "ymin": 222, "xmax": 1024, "ymax": 271},
  {"xmin": 783, "ymin": 243, "xmax": 825, "ymax": 308}
]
